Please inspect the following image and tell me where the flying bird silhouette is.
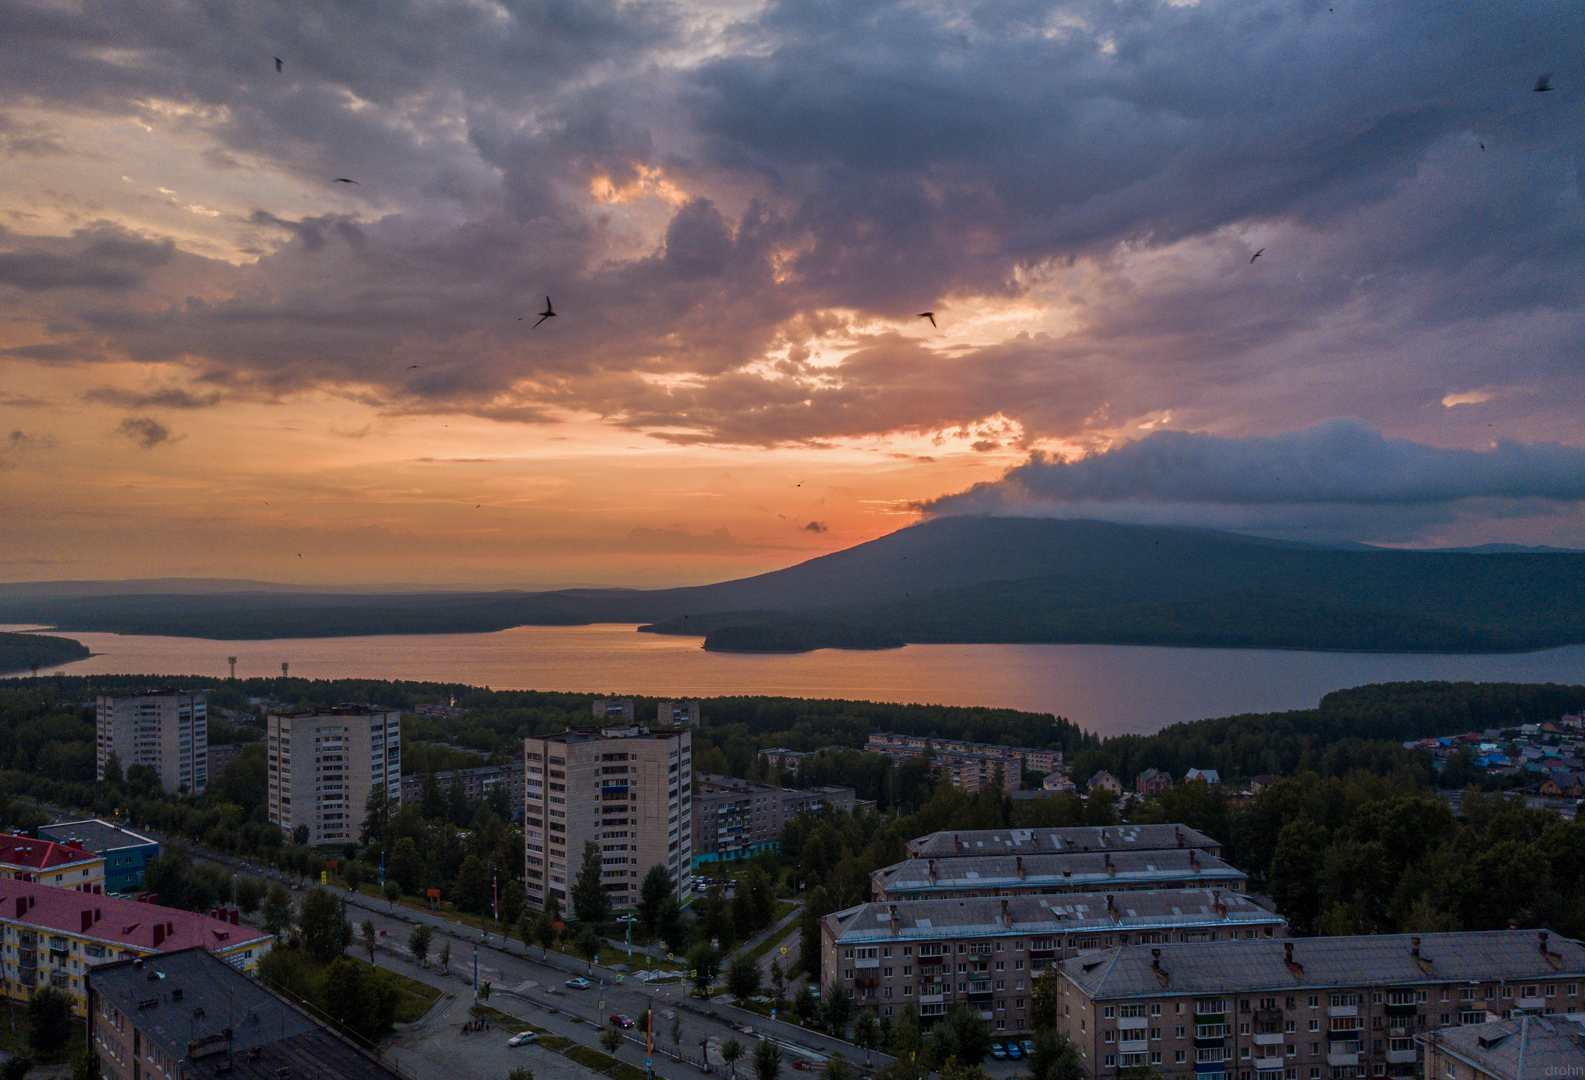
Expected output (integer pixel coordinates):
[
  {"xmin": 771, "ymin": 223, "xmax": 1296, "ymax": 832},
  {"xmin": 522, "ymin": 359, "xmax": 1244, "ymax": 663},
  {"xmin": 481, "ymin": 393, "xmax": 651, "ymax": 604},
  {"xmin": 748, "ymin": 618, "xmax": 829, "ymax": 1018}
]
[
  {"xmin": 274, "ymin": 57, "xmax": 283, "ymax": 72},
  {"xmin": 533, "ymin": 296, "xmax": 556, "ymax": 328},
  {"xmin": 1534, "ymin": 73, "xmax": 1553, "ymax": 92},
  {"xmin": 1479, "ymin": 142, "xmax": 1485, "ymax": 151},
  {"xmin": 917, "ymin": 312, "xmax": 936, "ymax": 328},
  {"xmin": 333, "ymin": 178, "xmax": 359, "ymax": 185},
  {"xmin": 1250, "ymin": 248, "xmax": 1265, "ymax": 263},
  {"xmin": 407, "ymin": 365, "xmax": 420, "ymax": 369}
]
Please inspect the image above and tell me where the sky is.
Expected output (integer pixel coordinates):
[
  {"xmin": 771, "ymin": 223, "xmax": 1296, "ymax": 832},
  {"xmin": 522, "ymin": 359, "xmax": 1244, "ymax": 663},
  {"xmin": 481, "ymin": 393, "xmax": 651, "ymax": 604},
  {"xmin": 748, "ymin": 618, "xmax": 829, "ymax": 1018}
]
[{"xmin": 1, "ymin": 0, "xmax": 1583, "ymax": 587}]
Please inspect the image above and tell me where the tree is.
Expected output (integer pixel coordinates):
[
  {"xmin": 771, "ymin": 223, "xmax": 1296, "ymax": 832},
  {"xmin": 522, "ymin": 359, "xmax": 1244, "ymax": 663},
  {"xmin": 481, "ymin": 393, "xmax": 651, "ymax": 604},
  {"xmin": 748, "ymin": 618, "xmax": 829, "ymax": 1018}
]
[
  {"xmin": 727, "ymin": 955, "xmax": 761, "ymax": 1005},
  {"xmin": 27, "ymin": 987, "xmax": 74, "ymax": 1058},
  {"xmin": 234, "ymin": 875, "xmax": 266, "ymax": 916},
  {"xmin": 410, "ymin": 923, "xmax": 433, "ymax": 965},
  {"xmin": 535, "ymin": 909, "xmax": 560, "ymax": 959},
  {"xmin": 689, "ymin": 943, "xmax": 721, "ymax": 997},
  {"xmin": 852, "ymin": 1012, "xmax": 878, "ymax": 1063},
  {"xmin": 262, "ymin": 882, "xmax": 295, "ymax": 938},
  {"xmin": 1269, "ymin": 818, "xmax": 1329, "ymax": 930},
  {"xmin": 343, "ymin": 861, "xmax": 365, "ymax": 894},
  {"xmin": 390, "ymin": 836, "xmax": 423, "ymax": 893},
  {"xmin": 455, "ymin": 855, "xmax": 492, "ymax": 915},
  {"xmin": 821, "ymin": 983, "xmax": 853, "ymax": 1036},
  {"xmin": 383, "ymin": 879, "xmax": 402, "ymax": 908},
  {"xmin": 293, "ymin": 824, "xmax": 310, "ymax": 845},
  {"xmin": 928, "ymin": 1004, "xmax": 992, "ymax": 1067},
  {"xmin": 721, "ymin": 1039, "xmax": 744, "ymax": 1079},
  {"xmin": 820, "ymin": 1056, "xmax": 850, "ymax": 1080},
  {"xmin": 508, "ymin": 1069, "xmax": 535, "ymax": 1080},
  {"xmin": 572, "ymin": 841, "xmax": 611, "ymax": 925},
  {"xmin": 1030, "ymin": 1029, "xmax": 1085, "ymax": 1080},
  {"xmin": 439, "ymin": 939, "xmax": 452, "ymax": 973},
  {"xmin": 299, "ymin": 887, "xmax": 348, "ymax": 962},
  {"xmin": 362, "ymin": 919, "xmax": 378, "ymax": 962},
  {"xmin": 769, "ymin": 960, "xmax": 786, "ymax": 1002},
  {"xmin": 670, "ymin": 1013, "xmax": 683, "ymax": 1049},
  {"xmin": 889, "ymin": 1004, "xmax": 922, "ymax": 1060},
  {"xmin": 658, "ymin": 895, "xmax": 688, "ymax": 954},
  {"xmin": 518, "ymin": 908, "xmax": 535, "ymax": 952},
  {"xmin": 600, "ymin": 1029, "xmax": 623, "ymax": 1056},
  {"xmin": 322, "ymin": 957, "xmax": 402, "ymax": 1040},
  {"xmin": 102, "ymin": 750, "xmax": 123, "ymax": 784},
  {"xmin": 361, "ymin": 783, "xmax": 394, "ymax": 850},
  {"xmin": 637, "ymin": 864, "xmax": 674, "ymax": 936},
  {"xmin": 573, "ymin": 922, "xmax": 602, "ymax": 971},
  {"xmin": 799, "ymin": 886, "xmax": 834, "ymax": 983},
  {"xmin": 793, "ymin": 986, "xmax": 819, "ymax": 1026},
  {"xmin": 71, "ymin": 1048, "xmax": 101, "ymax": 1080},
  {"xmin": 753, "ymin": 1039, "xmax": 782, "ymax": 1080}
]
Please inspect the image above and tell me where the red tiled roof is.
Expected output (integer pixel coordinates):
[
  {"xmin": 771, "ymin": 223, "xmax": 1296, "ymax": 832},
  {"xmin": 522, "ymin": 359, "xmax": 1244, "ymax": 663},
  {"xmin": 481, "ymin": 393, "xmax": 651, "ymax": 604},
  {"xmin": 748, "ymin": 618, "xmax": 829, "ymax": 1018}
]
[
  {"xmin": 0, "ymin": 833, "xmax": 103, "ymax": 871},
  {"xmin": 0, "ymin": 879, "xmax": 271, "ymax": 954}
]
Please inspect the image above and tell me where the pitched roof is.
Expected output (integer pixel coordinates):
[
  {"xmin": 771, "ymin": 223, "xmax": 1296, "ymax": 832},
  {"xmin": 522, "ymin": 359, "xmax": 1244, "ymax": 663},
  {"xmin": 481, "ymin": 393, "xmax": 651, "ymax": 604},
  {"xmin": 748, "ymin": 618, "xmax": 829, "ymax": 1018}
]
[
  {"xmin": 0, "ymin": 878, "xmax": 270, "ymax": 955},
  {"xmin": 0, "ymin": 832, "xmax": 104, "ymax": 871},
  {"xmin": 907, "ymin": 824, "xmax": 1219, "ymax": 859},
  {"xmin": 874, "ymin": 848, "xmax": 1245, "ymax": 894},
  {"xmin": 1426, "ymin": 1014, "xmax": 1585, "ymax": 1080},
  {"xmin": 1061, "ymin": 930, "xmax": 1585, "ymax": 999},
  {"xmin": 821, "ymin": 890, "xmax": 1284, "ymax": 945}
]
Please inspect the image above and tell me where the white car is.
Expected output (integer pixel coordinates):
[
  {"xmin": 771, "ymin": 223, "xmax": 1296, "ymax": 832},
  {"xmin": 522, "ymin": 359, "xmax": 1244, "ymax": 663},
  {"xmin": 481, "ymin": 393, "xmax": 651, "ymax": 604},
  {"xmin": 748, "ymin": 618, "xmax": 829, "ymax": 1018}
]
[
  {"xmin": 508, "ymin": 1032, "xmax": 539, "ymax": 1047},
  {"xmin": 566, "ymin": 977, "xmax": 593, "ymax": 989}
]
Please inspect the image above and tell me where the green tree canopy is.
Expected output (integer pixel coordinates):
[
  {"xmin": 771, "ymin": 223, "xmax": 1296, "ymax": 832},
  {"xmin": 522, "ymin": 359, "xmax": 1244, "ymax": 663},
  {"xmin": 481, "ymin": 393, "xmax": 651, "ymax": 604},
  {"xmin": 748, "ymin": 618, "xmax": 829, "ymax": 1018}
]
[{"xmin": 572, "ymin": 840, "xmax": 610, "ymax": 925}]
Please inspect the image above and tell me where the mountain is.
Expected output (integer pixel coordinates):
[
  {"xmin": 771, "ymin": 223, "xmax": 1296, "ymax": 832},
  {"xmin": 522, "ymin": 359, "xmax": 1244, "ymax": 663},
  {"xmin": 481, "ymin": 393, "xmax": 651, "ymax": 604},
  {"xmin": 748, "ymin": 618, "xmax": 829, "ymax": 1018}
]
[{"xmin": 3, "ymin": 517, "xmax": 1584, "ymax": 653}]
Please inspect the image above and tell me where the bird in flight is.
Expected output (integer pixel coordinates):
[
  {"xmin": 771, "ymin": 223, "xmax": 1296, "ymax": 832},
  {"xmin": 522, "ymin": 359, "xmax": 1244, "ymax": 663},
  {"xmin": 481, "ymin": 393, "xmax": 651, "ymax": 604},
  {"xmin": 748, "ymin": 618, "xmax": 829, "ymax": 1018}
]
[
  {"xmin": 333, "ymin": 178, "xmax": 359, "ymax": 185},
  {"xmin": 274, "ymin": 57, "xmax": 283, "ymax": 73},
  {"xmin": 1250, "ymin": 248, "xmax": 1265, "ymax": 263},
  {"xmin": 407, "ymin": 364, "xmax": 420, "ymax": 370},
  {"xmin": 533, "ymin": 296, "xmax": 557, "ymax": 328},
  {"xmin": 917, "ymin": 312, "xmax": 937, "ymax": 328},
  {"xmin": 1534, "ymin": 73, "xmax": 1553, "ymax": 92},
  {"xmin": 1479, "ymin": 142, "xmax": 1485, "ymax": 151}
]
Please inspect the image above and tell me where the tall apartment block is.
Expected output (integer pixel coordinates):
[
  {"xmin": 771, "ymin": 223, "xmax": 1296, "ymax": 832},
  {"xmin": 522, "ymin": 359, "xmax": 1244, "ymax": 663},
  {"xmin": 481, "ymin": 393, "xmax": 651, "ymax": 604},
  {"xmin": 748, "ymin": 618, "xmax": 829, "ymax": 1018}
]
[
  {"xmin": 266, "ymin": 706, "xmax": 401, "ymax": 846},
  {"xmin": 523, "ymin": 725, "xmax": 692, "ymax": 911},
  {"xmin": 1057, "ymin": 931, "xmax": 1585, "ymax": 1080},
  {"xmin": 96, "ymin": 690, "xmax": 208, "ymax": 795}
]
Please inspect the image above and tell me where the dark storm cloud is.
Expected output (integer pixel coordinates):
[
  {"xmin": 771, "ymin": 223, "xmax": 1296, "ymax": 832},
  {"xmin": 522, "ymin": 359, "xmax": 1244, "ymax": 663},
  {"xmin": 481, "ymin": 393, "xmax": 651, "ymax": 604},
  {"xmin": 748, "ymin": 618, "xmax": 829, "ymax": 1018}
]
[
  {"xmin": 2, "ymin": 0, "xmax": 1584, "ymax": 452},
  {"xmin": 116, "ymin": 416, "xmax": 174, "ymax": 448}
]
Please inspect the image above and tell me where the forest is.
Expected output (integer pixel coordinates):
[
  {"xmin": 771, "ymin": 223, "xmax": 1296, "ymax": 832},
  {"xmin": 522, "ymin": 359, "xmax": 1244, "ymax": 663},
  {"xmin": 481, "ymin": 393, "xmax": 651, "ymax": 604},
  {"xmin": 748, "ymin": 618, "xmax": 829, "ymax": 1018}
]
[{"xmin": 0, "ymin": 631, "xmax": 89, "ymax": 677}]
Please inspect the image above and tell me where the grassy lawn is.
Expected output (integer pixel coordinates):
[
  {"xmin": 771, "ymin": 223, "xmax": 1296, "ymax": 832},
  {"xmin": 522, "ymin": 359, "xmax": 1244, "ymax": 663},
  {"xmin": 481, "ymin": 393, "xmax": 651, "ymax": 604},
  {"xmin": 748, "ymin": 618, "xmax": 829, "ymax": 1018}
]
[
  {"xmin": 389, "ymin": 969, "xmax": 444, "ymax": 1023},
  {"xmin": 738, "ymin": 924, "xmax": 799, "ymax": 971}
]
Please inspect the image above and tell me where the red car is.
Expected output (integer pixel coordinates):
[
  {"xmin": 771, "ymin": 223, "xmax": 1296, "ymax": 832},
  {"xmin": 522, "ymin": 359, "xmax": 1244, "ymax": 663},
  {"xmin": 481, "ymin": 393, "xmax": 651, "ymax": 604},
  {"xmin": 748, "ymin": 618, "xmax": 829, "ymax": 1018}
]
[{"xmin": 609, "ymin": 1015, "xmax": 635, "ymax": 1029}]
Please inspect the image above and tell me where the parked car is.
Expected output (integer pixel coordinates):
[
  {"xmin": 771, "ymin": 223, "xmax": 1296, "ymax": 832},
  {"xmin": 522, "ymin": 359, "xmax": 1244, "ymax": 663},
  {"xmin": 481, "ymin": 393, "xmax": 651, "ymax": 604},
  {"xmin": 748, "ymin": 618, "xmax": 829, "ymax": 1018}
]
[
  {"xmin": 1020, "ymin": 1040, "xmax": 1035, "ymax": 1057},
  {"xmin": 610, "ymin": 1014, "xmax": 636, "ymax": 1029},
  {"xmin": 566, "ymin": 977, "xmax": 592, "ymax": 989},
  {"xmin": 508, "ymin": 1032, "xmax": 539, "ymax": 1047},
  {"xmin": 616, "ymin": 914, "xmax": 636, "ymax": 923},
  {"xmin": 1005, "ymin": 1043, "xmax": 1022, "ymax": 1060},
  {"xmin": 989, "ymin": 1043, "xmax": 1007, "ymax": 1060}
]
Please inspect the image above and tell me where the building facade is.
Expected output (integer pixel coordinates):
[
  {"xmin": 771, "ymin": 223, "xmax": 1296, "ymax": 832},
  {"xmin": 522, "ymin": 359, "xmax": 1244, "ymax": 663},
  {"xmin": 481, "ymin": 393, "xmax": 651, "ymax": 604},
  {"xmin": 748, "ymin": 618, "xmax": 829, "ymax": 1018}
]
[
  {"xmin": 820, "ymin": 891, "xmax": 1286, "ymax": 1034},
  {"xmin": 1057, "ymin": 931, "xmax": 1585, "ymax": 1080},
  {"xmin": 266, "ymin": 706, "xmax": 401, "ymax": 847},
  {"xmin": 523, "ymin": 725, "xmax": 692, "ymax": 911},
  {"xmin": 866, "ymin": 733, "xmax": 1061, "ymax": 794},
  {"xmin": 693, "ymin": 776, "xmax": 785, "ymax": 867},
  {"xmin": 399, "ymin": 763, "xmax": 526, "ymax": 823},
  {"xmin": 96, "ymin": 690, "xmax": 208, "ymax": 795},
  {"xmin": 1, "ymin": 880, "xmax": 270, "ymax": 1013},
  {"xmin": 88, "ymin": 947, "xmax": 395, "ymax": 1080},
  {"xmin": 0, "ymin": 834, "xmax": 106, "ymax": 893},
  {"xmin": 593, "ymin": 698, "xmax": 635, "ymax": 720},
  {"xmin": 38, "ymin": 821, "xmax": 158, "ymax": 893},
  {"xmin": 872, "ymin": 848, "xmax": 1246, "ymax": 902},
  {"xmin": 658, "ymin": 700, "xmax": 702, "ymax": 726},
  {"xmin": 204, "ymin": 740, "xmax": 255, "ymax": 781},
  {"xmin": 907, "ymin": 825, "xmax": 1223, "ymax": 860}
]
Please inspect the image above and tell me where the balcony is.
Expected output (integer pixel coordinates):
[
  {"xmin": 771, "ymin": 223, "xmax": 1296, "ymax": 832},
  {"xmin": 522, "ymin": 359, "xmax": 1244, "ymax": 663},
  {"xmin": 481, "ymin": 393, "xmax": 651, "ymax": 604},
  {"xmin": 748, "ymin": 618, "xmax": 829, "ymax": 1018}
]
[
  {"xmin": 1118, "ymin": 1017, "xmax": 1148, "ymax": 1031},
  {"xmin": 1253, "ymin": 1057, "xmax": 1284, "ymax": 1071},
  {"xmin": 1517, "ymin": 996, "xmax": 1544, "ymax": 1012},
  {"xmin": 1328, "ymin": 1027, "xmax": 1364, "ymax": 1041},
  {"xmin": 1385, "ymin": 1050, "xmax": 1418, "ymax": 1065},
  {"xmin": 918, "ymin": 993, "xmax": 945, "ymax": 1005},
  {"xmin": 1384, "ymin": 1002, "xmax": 1417, "ymax": 1017},
  {"xmin": 1327, "ymin": 1053, "xmax": 1360, "ymax": 1067},
  {"xmin": 1119, "ymin": 1040, "xmax": 1148, "ymax": 1054},
  {"xmin": 1328, "ymin": 1005, "xmax": 1358, "ymax": 1018},
  {"xmin": 1253, "ymin": 1033, "xmax": 1284, "ymax": 1046},
  {"xmin": 1191, "ymin": 1066, "xmax": 1226, "ymax": 1078},
  {"xmin": 855, "ymin": 957, "xmax": 880, "ymax": 969}
]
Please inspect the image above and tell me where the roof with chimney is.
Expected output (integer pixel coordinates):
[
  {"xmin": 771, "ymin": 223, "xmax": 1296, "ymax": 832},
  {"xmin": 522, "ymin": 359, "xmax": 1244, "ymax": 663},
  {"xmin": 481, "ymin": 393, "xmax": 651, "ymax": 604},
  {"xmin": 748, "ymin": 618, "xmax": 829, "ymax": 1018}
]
[
  {"xmin": 90, "ymin": 947, "xmax": 399, "ymax": 1080},
  {"xmin": 39, "ymin": 819, "xmax": 158, "ymax": 854},
  {"xmin": 0, "ymin": 832, "xmax": 104, "ymax": 871},
  {"xmin": 821, "ymin": 890, "xmax": 1285, "ymax": 945},
  {"xmin": 0, "ymin": 878, "xmax": 270, "ymax": 955},
  {"xmin": 906, "ymin": 824, "xmax": 1219, "ymax": 859},
  {"xmin": 1423, "ymin": 1014, "xmax": 1585, "ymax": 1080},
  {"xmin": 1060, "ymin": 930, "xmax": 1585, "ymax": 999},
  {"xmin": 874, "ymin": 848, "xmax": 1245, "ymax": 895}
]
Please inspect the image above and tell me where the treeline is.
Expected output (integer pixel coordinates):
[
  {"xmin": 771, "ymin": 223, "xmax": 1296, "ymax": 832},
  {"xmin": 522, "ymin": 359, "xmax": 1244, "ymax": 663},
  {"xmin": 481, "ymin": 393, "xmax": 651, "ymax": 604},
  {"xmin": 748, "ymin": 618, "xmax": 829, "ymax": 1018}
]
[{"xmin": 0, "ymin": 631, "xmax": 89, "ymax": 676}]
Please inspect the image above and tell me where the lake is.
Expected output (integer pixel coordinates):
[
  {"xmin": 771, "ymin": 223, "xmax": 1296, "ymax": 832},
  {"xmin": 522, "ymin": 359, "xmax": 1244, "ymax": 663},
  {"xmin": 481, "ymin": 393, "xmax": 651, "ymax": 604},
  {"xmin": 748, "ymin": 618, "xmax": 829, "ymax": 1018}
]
[{"xmin": 6, "ymin": 623, "xmax": 1584, "ymax": 736}]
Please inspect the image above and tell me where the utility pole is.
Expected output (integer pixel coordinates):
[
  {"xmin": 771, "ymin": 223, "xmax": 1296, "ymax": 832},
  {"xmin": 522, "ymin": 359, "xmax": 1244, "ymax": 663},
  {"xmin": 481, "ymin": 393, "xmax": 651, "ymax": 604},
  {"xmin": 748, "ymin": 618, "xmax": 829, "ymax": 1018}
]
[{"xmin": 473, "ymin": 945, "xmax": 479, "ymax": 1004}]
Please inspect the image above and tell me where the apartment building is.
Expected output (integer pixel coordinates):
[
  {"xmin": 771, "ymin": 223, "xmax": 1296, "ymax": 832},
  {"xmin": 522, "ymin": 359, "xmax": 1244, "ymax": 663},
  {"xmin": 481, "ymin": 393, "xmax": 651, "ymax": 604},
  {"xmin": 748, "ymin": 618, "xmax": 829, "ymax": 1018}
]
[
  {"xmin": 820, "ymin": 891, "xmax": 1285, "ymax": 1033},
  {"xmin": 399, "ymin": 763, "xmax": 526, "ymax": 822},
  {"xmin": 88, "ymin": 947, "xmax": 395, "ymax": 1080},
  {"xmin": 783, "ymin": 785, "xmax": 858, "ymax": 816},
  {"xmin": 266, "ymin": 706, "xmax": 401, "ymax": 847},
  {"xmin": 96, "ymin": 690, "xmax": 208, "ymax": 795},
  {"xmin": 907, "ymin": 824, "xmax": 1222, "ymax": 860},
  {"xmin": 523, "ymin": 725, "xmax": 692, "ymax": 911},
  {"xmin": 39, "ymin": 820, "xmax": 158, "ymax": 893},
  {"xmin": 1, "ymin": 880, "xmax": 270, "ymax": 1013},
  {"xmin": 658, "ymin": 700, "xmax": 702, "ymax": 726},
  {"xmin": 872, "ymin": 849, "xmax": 1246, "ymax": 902},
  {"xmin": 204, "ymin": 740, "xmax": 253, "ymax": 780},
  {"xmin": 0, "ymin": 834, "xmax": 106, "ymax": 893},
  {"xmin": 692, "ymin": 776, "xmax": 861, "ymax": 868},
  {"xmin": 593, "ymin": 698, "xmax": 635, "ymax": 721},
  {"xmin": 866, "ymin": 733, "xmax": 1062, "ymax": 792},
  {"xmin": 1057, "ymin": 931, "xmax": 1585, "ymax": 1080},
  {"xmin": 1420, "ymin": 1014, "xmax": 1585, "ymax": 1080}
]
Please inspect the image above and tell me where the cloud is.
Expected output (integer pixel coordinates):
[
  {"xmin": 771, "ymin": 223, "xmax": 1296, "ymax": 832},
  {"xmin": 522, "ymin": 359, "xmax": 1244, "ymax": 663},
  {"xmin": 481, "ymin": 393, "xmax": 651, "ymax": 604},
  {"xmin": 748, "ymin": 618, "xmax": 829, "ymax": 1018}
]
[
  {"xmin": 116, "ymin": 416, "xmax": 174, "ymax": 448},
  {"xmin": 85, "ymin": 386, "xmax": 222, "ymax": 409},
  {"xmin": 0, "ymin": 226, "xmax": 174, "ymax": 291},
  {"xmin": 803, "ymin": 520, "xmax": 827, "ymax": 532}
]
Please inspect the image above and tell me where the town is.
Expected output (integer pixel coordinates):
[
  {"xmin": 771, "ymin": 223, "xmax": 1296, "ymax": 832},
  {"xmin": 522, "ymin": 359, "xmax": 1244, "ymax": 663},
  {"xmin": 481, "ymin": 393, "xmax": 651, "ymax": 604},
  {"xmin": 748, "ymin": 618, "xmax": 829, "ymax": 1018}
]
[{"xmin": 0, "ymin": 682, "xmax": 1580, "ymax": 1080}]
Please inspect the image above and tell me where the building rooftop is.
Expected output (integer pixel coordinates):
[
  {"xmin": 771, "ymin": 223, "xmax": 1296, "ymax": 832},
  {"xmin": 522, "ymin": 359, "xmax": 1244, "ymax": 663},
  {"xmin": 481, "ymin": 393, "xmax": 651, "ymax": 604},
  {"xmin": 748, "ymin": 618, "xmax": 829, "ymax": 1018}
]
[
  {"xmin": 1062, "ymin": 930, "xmax": 1585, "ymax": 998},
  {"xmin": 90, "ymin": 947, "xmax": 398, "ymax": 1080},
  {"xmin": 40, "ymin": 819, "xmax": 158, "ymax": 853},
  {"xmin": 268, "ymin": 704, "xmax": 394, "ymax": 718},
  {"xmin": 535, "ymin": 725, "xmax": 688, "ymax": 744},
  {"xmin": 98, "ymin": 688, "xmax": 202, "ymax": 699},
  {"xmin": 1425, "ymin": 1014, "xmax": 1585, "ymax": 1080},
  {"xmin": 823, "ymin": 890, "xmax": 1284, "ymax": 944},
  {"xmin": 907, "ymin": 824, "xmax": 1219, "ymax": 859},
  {"xmin": 876, "ymin": 848, "xmax": 1244, "ymax": 894},
  {"xmin": 0, "ymin": 832, "xmax": 103, "ymax": 871},
  {"xmin": 0, "ymin": 878, "xmax": 271, "ymax": 955}
]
